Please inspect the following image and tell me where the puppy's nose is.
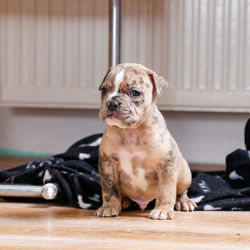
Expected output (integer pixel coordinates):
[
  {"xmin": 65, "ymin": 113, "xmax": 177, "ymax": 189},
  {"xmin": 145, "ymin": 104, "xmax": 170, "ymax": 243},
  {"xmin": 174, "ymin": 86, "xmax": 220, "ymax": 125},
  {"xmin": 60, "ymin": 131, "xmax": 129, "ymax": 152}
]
[{"xmin": 107, "ymin": 99, "xmax": 120, "ymax": 111}]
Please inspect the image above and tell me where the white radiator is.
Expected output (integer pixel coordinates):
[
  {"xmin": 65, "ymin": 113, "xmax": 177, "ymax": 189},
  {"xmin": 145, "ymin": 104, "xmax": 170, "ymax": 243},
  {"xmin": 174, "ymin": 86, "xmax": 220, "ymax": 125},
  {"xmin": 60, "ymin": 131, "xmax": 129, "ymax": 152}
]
[
  {"xmin": 0, "ymin": 0, "xmax": 109, "ymax": 108},
  {"xmin": 122, "ymin": 0, "xmax": 250, "ymax": 112},
  {"xmin": 0, "ymin": 0, "xmax": 250, "ymax": 111}
]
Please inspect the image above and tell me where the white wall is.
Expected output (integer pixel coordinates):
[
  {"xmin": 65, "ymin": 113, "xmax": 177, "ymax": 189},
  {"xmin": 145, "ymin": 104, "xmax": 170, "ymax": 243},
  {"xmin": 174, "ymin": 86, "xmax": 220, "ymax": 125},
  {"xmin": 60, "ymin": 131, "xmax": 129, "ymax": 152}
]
[
  {"xmin": 0, "ymin": 106, "xmax": 248, "ymax": 165},
  {"xmin": 164, "ymin": 112, "xmax": 248, "ymax": 164}
]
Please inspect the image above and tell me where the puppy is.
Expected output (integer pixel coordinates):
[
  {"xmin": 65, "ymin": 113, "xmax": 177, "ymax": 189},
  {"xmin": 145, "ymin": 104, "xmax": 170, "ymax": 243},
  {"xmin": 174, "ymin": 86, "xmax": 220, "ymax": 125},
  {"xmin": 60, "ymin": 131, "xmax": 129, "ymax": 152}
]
[{"xmin": 95, "ymin": 63, "xmax": 196, "ymax": 220}]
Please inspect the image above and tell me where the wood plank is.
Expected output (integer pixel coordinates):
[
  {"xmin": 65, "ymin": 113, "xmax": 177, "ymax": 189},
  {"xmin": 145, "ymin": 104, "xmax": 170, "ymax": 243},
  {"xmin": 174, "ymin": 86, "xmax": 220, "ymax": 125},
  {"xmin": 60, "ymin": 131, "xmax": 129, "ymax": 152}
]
[
  {"xmin": 0, "ymin": 156, "xmax": 43, "ymax": 170},
  {"xmin": 0, "ymin": 202, "xmax": 249, "ymax": 249}
]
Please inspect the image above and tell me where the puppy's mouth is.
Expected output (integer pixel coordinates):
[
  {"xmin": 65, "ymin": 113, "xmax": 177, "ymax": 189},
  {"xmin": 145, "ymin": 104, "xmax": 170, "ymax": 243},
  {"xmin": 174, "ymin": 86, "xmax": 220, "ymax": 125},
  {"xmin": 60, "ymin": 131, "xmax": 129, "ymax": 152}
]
[
  {"xmin": 104, "ymin": 110, "xmax": 120, "ymax": 119},
  {"xmin": 100, "ymin": 107, "xmax": 139, "ymax": 128},
  {"xmin": 103, "ymin": 110, "xmax": 127, "ymax": 124}
]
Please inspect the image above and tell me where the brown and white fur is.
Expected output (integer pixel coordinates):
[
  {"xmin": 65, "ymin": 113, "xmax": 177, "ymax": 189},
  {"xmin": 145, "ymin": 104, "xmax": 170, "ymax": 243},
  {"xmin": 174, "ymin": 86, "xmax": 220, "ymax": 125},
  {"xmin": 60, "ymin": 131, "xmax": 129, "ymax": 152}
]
[{"xmin": 95, "ymin": 63, "xmax": 196, "ymax": 220}]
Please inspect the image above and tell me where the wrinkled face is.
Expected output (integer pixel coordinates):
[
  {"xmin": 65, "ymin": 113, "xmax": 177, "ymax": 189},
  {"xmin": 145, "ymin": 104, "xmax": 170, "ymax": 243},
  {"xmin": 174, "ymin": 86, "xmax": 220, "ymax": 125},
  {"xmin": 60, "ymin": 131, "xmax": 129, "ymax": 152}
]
[{"xmin": 99, "ymin": 63, "xmax": 162, "ymax": 128}]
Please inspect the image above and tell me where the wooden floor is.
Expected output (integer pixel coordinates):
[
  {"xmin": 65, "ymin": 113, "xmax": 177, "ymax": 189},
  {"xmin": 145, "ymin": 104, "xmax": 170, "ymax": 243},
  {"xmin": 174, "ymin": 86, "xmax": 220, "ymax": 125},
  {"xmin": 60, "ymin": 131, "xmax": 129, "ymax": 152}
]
[
  {"xmin": 0, "ymin": 157, "xmax": 249, "ymax": 249},
  {"xmin": 0, "ymin": 202, "xmax": 249, "ymax": 249},
  {"xmin": 0, "ymin": 156, "xmax": 44, "ymax": 170}
]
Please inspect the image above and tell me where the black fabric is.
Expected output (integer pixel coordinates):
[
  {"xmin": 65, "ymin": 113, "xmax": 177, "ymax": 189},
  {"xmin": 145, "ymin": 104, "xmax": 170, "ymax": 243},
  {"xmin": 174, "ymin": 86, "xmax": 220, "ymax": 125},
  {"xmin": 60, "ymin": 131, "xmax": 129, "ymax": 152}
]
[
  {"xmin": 187, "ymin": 118, "xmax": 250, "ymax": 211},
  {"xmin": 0, "ymin": 118, "xmax": 250, "ymax": 211},
  {"xmin": 188, "ymin": 170, "xmax": 250, "ymax": 211},
  {"xmin": 245, "ymin": 118, "xmax": 250, "ymax": 150},
  {"xmin": 0, "ymin": 134, "xmax": 103, "ymax": 209}
]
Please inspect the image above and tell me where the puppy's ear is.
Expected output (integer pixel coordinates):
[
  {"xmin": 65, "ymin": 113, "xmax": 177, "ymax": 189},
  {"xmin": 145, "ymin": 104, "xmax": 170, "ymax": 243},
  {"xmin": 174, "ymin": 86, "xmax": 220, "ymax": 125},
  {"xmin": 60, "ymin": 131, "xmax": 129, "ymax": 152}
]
[
  {"xmin": 99, "ymin": 68, "xmax": 112, "ymax": 91},
  {"xmin": 148, "ymin": 70, "xmax": 168, "ymax": 100}
]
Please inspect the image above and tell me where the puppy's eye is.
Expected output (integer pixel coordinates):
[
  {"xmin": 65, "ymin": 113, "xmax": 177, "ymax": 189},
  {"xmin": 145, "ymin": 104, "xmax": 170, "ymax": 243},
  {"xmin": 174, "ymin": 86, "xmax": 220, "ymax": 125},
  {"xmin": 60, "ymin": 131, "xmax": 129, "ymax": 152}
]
[
  {"xmin": 101, "ymin": 87, "xmax": 108, "ymax": 95},
  {"xmin": 130, "ymin": 90, "xmax": 141, "ymax": 97}
]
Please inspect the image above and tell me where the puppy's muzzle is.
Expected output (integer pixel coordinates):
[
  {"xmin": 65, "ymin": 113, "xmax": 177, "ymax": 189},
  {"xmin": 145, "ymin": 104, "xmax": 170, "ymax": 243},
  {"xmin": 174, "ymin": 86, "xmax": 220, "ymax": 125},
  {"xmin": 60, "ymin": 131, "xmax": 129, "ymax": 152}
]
[{"xmin": 107, "ymin": 98, "xmax": 120, "ymax": 111}]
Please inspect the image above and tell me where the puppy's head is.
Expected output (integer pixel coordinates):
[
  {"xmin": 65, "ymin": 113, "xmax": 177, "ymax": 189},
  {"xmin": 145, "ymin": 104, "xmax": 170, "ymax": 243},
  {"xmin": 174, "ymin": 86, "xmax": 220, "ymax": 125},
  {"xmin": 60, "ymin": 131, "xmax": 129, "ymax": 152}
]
[{"xmin": 99, "ymin": 63, "xmax": 168, "ymax": 128}]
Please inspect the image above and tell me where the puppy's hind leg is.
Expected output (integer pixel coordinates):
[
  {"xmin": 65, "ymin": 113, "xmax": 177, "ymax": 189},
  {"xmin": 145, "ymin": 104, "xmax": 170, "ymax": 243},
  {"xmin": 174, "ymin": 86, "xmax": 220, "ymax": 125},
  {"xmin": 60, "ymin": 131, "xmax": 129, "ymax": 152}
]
[
  {"xmin": 175, "ymin": 191, "xmax": 197, "ymax": 211},
  {"xmin": 175, "ymin": 159, "xmax": 196, "ymax": 211}
]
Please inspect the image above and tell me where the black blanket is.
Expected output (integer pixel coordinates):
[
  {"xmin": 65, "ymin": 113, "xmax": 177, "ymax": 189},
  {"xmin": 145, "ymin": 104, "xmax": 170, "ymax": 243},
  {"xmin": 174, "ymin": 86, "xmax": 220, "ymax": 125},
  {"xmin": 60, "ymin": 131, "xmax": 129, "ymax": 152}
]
[{"xmin": 0, "ymin": 118, "xmax": 250, "ymax": 211}]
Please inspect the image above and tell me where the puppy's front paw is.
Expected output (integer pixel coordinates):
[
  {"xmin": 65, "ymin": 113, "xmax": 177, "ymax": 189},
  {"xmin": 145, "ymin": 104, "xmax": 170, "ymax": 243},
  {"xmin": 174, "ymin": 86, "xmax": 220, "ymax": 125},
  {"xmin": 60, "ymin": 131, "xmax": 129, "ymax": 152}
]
[
  {"xmin": 95, "ymin": 206, "xmax": 121, "ymax": 217},
  {"xmin": 149, "ymin": 208, "xmax": 174, "ymax": 220}
]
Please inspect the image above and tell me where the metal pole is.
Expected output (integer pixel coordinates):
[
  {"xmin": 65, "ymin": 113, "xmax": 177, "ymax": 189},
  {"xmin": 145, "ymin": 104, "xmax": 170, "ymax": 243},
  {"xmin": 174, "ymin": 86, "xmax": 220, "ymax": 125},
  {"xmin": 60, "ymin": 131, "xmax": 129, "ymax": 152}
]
[
  {"xmin": 109, "ymin": 0, "xmax": 121, "ymax": 67},
  {"xmin": 0, "ymin": 183, "xmax": 58, "ymax": 200}
]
